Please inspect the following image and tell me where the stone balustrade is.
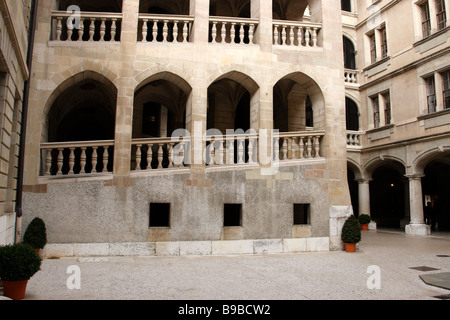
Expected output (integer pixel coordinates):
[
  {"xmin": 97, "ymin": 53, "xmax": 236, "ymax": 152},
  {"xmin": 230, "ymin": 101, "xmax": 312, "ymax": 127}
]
[
  {"xmin": 209, "ymin": 17, "xmax": 258, "ymax": 44},
  {"xmin": 40, "ymin": 131, "xmax": 325, "ymax": 178},
  {"xmin": 344, "ymin": 69, "xmax": 358, "ymax": 84},
  {"xmin": 275, "ymin": 131, "xmax": 325, "ymax": 161},
  {"xmin": 40, "ymin": 140, "xmax": 114, "ymax": 176},
  {"xmin": 51, "ymin": 11, "xmax": 122, "ymax": 42},
  {"xmin": 138, "ymin": 14, "xmax": 194, "ymax": 43},
  {"xmin": 273, "ymin": 20, "xmax": 321, "ymax": 48},
  {"xmin": 346, "ymin": 131, "xmax": 363, "ymax": 148}
]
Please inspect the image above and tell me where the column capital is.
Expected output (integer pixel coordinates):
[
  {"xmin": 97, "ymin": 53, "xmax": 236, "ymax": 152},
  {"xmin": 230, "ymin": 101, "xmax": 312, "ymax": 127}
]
[{"xmin": 405, "ymin": 173, "xmax": 425, "ymax": 180}]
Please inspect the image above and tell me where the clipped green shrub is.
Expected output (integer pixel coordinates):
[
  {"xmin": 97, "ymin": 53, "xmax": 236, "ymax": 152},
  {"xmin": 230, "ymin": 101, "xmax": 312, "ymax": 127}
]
[
  {"xmin": 23, "ymin": 217, "xmax": 47, "ymax": 250},
  {"xmin": 358, "ymin": 214, "xmax": 371, "ymax": 225},
  {"xmin": 341, "ymin": 215, "xmax": 361, "ymax": 244},
  {"xmin": 0, "ymin": 243, "xmax": 42, "ymax": 281}
]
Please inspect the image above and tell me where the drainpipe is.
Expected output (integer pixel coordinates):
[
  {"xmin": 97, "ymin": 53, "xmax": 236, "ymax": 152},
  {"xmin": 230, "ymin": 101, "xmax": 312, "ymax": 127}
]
[{"xmin": 15, "ymin": 0, "xmax": 39, "ymax": 243}]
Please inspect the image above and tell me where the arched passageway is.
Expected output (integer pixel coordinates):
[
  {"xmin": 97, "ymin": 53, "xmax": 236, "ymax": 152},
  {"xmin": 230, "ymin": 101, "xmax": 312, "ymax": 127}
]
[
  {"xmin": 422, "ymin": 153, "xmax": 450, "ymax": 231},
  {"xmin": 370, "ymin": 161, "xmax": 407, "ymax": 228}
]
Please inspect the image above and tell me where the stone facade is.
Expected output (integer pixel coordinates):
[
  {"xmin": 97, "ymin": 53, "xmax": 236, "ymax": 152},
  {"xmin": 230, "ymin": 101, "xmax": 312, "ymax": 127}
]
[
  {"xmin": 21, "ymin": 0, "xmax": 450, "ymax": 256},
  {"xmin": 0, "ymin": 0, "xmax": 32, "ymax": 245}
]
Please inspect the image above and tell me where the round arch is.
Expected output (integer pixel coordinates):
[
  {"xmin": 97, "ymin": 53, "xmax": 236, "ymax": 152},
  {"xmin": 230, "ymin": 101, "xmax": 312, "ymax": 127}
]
[{"xmin": 412, "ymin": 145, "xmax": 450, "ymax": 175}]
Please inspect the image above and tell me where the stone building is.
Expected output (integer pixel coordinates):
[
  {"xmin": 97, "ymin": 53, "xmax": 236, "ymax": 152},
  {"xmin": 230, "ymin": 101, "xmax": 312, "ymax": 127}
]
[
  {"xmin": 17, "ymin": 0, "xmax": 450, "ymax": 256},
  {"xmin": 0, "ymin": 0, "xmax": 33, "ymax": 245}
]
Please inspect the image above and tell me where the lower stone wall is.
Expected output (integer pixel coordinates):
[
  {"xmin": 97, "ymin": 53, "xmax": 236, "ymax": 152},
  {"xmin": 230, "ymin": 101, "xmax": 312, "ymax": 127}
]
[
  {"xmin": 0, "ymin": 213, "xmax": 16, "ymax": 245},
  {"xmin": 41, "ymin": 237, "xmax": 330, "ymax": 258}
]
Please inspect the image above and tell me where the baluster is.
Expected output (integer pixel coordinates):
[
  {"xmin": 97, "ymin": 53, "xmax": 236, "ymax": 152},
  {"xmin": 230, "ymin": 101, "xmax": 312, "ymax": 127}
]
[
  {"xmin": 162, "ymin": 20, "xmax": 169, "ymax": 42},
  {"xmin": 68, "ymin": 148, "xmax": 75, "ymax": 174},
  {"xmin": 178, "ymin": 142, "xmax": 185, "ymax": 167},
  {"xmin": 77, "ymin": 18, "xmax": 84, "ymax": 41},
  {"xmin": 239, "ymin": 23, "xmax": 245, "ymax": 44},
  {"xmin": 220, "ymin": 23, "xmax": 226, "ymax": 44},
  {"xmin": 100, "ymin": 18, "xmax": 106, "ymax": 41},
  {"xmin": 248, "ymin": 23, "xmax": 255, "ymax": 44},
  {"xmin": 157, "ymin": 144, "xmax": 163, "ymax": 169},
  {"xmin": 56, "ymin": 148, "xmax": 63, "ymax": 175},
  {"xmin": 182, "ymin": 21, "xmax": 189, "ymax": 42},
  {"xmin": 230, "ymin": 22, "xmax": 236, "ymax": 43},
  {"xmin": 288, "ymin": 138, "xmax": 293, "ymax": 159},
  {"xmin": 312, "ymin": 27, "xmax": 318, "ymax": 47},
  {"xmin": 299, "ymin": 137, "xmax": 304, "ymax": 159},
  {"xmin": 226, "ymin": 137, "xmax": 234, "ymax": 164},
  {"xmin": 297, "ymin": 26, "xmax": 303, "ymax": 46},
  {"xmin": 135, "ymin": 144, "xmax": 142, "ymax": 170},
  {"xmin": 237, "ymin": 137, "xmax": 244, "ymax": 164},
  {"xmin": 306, "ymin": 136, "xmax": 312, "ymax": 158},
  {"xmin": 248, "ymin": 138, "xmax": 254, "ymax": 164},
  {"xmin": 111, "ymin": 19, "xmax": 117, "ymax": 41},
  {"xmin": 45, "ymin": 149, "xmax": 52, "ymax": 176},
  {"xmin": 281, "ymin": 25, "xmax": 287, "ymax": 45},
  {"xmin": 91, "ymin": 146, "xmax": 98, "ymax": 173},
  {"xmin": 314, "ymin": 136, "xmax": 320, "ymax": 158},
  {"xmin": 282, "ymin": 138, "xmax": 288, "ymax": 160},
  {"xmin": 168, "ymin": 143, "xmax": 174, "ymax": 168},
  {"xmin": 146, "ymin": 144, "xmax": 153, "ymax": 170},
  {"xmin": 208, "ymin": 141, "xmax": 215, "ymax": 166},
  {"xmin": 217, "ymin": 140, "xmax": 224, "ymax": 165},
  {"xmin": 102, "ymin": 146, "xmax": 109, "ymax": 172},
  {"xmin": 273, "ymin": 137, "xmax": 280, "ymax": 162},
  {"xmin": 173, "ymin": 20, "xmax": 180, "ymax": 42},
  {"xmin": 305, "ymin": 27, "xmax": 311, "ymax": 47},
  {"xmin": 67, "ymin": 23, "xmax": 73, "ymax": 41},
  {"xmin": 211, "ymin": 21, "xmax": 217, "ymax": 43},
  {"xmin": 80, "ymin": 147, "xmax": 86, "ymax": 173},
  {"xmin": 152, "ymin": 20, "xmax": 158, "ymax": 42},
  {"xmin": 273, "ymin": 25, "xmax": 279, "ymax": 44},
  {"xmin": 289, "ymin": 26, "xmax": 295, "ymax": 46},
  {"xmin": 56, "ymin": 17, "xmax": 62, "ymax": 41},
  {"xmin": 142, "ymin": 19, "xmax": 148, "ymax": 42},
  {"xmin": 89, "ymin": 18, "xmax": 95, "ymax": 41}
]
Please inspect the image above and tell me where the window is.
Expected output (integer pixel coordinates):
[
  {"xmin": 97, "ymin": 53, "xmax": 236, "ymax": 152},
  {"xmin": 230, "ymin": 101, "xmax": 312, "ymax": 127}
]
[
  {"xmin": 380, "ymin": 27, "xmax": 388, "ymax": 59},
  {"xmin": 149, "ymin": 203, "xmax": 170, "ymax": 227},
  {"xmin": 382, "ymin": 92, "xmax": 391, "ymax": 125},
  {"xmin": 421, "ymin": 2, "xmax": 432, "ymax": 38},
  {"xmin": 369, "ymin": 33, "xmax": 377, "ymax": 64},
  {"xmin": 425, "ymin": 76, "xmax": 437, "ymax": 113},
  {"xmin": 293, "ymin": 204, "xmax": 310, "ymax": 225},
  {"xmin": 224, "ymin": 204, "xmax": 242, "ymax": 227},
  {"xmin": 343, "ymin": 36, "xmax": 356, "ymax": 70},
  {"xmin": 442, "ymin": 70, "xmax": 450, "ymax": 109},
  {"xmin": 372, "ymin": 96, "xmax": 380, "ymax": 128},
  {"xmin": 436, "ymin": 0, "xmax": 447, "ymax": 30},
  {"xmin": 341, "ymin": 0, "xmax": 352, "ymax": 12}
]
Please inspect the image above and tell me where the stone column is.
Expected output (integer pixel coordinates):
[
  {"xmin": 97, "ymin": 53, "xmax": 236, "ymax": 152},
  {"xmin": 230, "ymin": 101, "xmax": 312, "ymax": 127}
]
[
  {"xmin": 405, "ymin": 174, "xmax": 430, "ymax": 236},
  {"xmin": 251, "ymin": 0, "xmax": 272, "ymax": 52},
  {"xmin": 357, "ymin": 178, "xmax": 376, "ymax": 230},
  {"xmin": 111, "ymin": 0, "xmax": 139, "ymax": 183},
  {"xmin": 190, "ymin": 0, "xmax": 209, "ymax": 43}
]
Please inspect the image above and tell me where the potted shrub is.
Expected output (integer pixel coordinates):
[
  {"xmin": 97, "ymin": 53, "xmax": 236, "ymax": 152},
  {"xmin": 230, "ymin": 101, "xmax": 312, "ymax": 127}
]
[
  {"xmin": 23, "ymin": 217, "xmax": 47, "ymax": 254},
  {"xmin": 0, "ymin": 243, "xmax": 42, "ymax": 300},
  {"xmin": 358, "ymin": 214, "xmax": 371, "ymax": 230},
  {"xmin": 341, "ymin": 215, "xmax": 361, "ymax": 252}
]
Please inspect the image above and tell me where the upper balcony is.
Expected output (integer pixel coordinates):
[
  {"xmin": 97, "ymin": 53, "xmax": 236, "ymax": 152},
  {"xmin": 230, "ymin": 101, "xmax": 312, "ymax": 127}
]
[{"xmin": 48, "ymin": 0, "xmax": 324, "ymax": 51}]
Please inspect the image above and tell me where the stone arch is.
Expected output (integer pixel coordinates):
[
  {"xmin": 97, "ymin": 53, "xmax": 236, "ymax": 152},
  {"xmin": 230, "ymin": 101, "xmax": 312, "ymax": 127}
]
[
  {"xmin": 133, "ymin": 71, "xmax": 193, "ymax": 138},
  {"xmin": 412, "ymin": 145, "xmax": 450, "ymax": 175},
  {"xmin": 43, "ymin": 70, "xmax": 118, "ymax": 142},
  {"xmin": 272, "ymin": 70, "xmax": 326, "ymax": 131},
  {"xmin": 363, "ymin": 155, "xmax": 407, "ymax": 180}
]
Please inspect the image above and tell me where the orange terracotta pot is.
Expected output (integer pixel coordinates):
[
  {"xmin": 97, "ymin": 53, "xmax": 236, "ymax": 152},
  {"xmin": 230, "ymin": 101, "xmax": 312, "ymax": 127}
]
[
  {"xmin": 2, "ymin": 279, "xmax": 29, "ymax": 300},
  {"xmin": 344, "ymin": 243, "xmax": 356, "ymax": 252},
  {"xmin": 361, "ymin": 224, "xmax": 368, "ymax": 231}
]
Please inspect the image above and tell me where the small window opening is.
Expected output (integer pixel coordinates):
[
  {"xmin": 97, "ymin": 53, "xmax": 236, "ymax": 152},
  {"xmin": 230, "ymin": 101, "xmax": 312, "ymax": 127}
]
[
  {"xmin": 149, "ymin": 203, "xmax": 170, "ymax": 227},
  {"xmin": 224, "ymin": 204, "xmax": 242, "ymax": 227},
  {"xmin": 294, "ymin": 204, "xmax": 310, "ymax": 225}
]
